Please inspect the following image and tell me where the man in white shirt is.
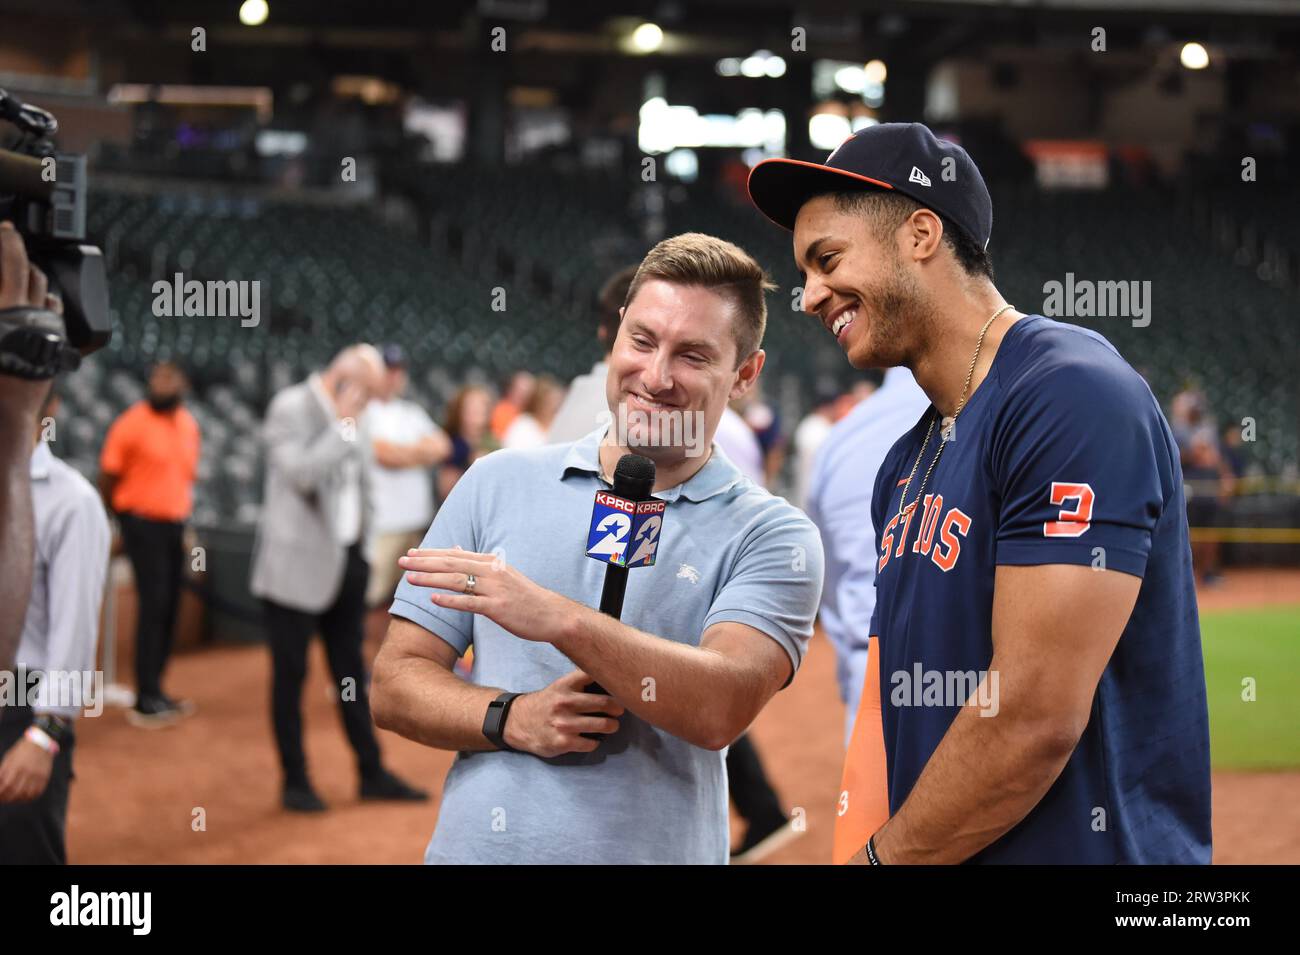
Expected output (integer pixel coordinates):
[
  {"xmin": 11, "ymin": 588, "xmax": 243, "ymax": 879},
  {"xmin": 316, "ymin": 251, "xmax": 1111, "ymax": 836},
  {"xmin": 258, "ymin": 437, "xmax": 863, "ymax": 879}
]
[
  {"xmin": 713, "ymin": 404, "xmax": 764, "ymax": 486},
  {"xmin": 805, "ymin": 366, "xmax": 929, "ymax": 745},
  {"xmin": 0, "ymin": 384, "xmax": 110, "ymax": 863},
  {"xmin": 366, "ymin": 345, "xmax": 450, "ymax": 610}
]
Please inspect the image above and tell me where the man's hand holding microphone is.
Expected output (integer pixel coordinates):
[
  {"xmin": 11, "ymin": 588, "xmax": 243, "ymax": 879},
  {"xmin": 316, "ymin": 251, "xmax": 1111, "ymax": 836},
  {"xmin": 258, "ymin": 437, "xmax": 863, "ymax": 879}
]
[{"xmin": 502, "ymin": 670, "xmax": 624, "ymax": 758}]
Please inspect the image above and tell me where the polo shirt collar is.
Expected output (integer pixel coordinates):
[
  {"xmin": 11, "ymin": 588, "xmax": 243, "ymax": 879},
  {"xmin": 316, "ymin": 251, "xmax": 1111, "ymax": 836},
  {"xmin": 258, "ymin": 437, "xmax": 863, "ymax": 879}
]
[{"xmin": 559, "ymin": 426, "xmax": 744, "ymax": 504}]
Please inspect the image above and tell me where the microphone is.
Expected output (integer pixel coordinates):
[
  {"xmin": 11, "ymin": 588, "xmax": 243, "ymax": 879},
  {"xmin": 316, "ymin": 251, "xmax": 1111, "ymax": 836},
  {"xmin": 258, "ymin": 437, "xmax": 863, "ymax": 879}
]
[
  {"xmin": 586, "ymin": 453, "xmax": 659, "ymax": 617},
  {"xmin": 580, "ymin": 453, "xmax": 665, "ymax": 734}
]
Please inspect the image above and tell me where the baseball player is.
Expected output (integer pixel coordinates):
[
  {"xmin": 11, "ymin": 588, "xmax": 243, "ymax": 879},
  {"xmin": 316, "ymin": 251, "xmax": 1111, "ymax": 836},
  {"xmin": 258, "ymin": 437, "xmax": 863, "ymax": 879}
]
[{"xmin": 747, "ymin": 123, "xmax": 1211, "ymax": 863}]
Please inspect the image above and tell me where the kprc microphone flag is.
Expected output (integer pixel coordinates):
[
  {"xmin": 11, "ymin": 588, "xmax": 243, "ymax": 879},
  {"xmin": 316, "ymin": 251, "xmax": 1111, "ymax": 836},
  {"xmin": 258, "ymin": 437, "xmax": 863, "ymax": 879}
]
[{"xmin": 585, "ymin": 490, "xmax": 665, "ymax": 568}]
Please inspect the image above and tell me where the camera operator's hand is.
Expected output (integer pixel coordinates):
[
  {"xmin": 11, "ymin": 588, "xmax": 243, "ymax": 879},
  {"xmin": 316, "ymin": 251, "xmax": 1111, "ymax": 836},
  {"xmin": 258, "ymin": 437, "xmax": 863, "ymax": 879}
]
[
  {"xmin": 0, "ymin": 220, "xmax": 68, "ymax": 385},
  {"xmin": 0, "ymin": 221, "xmax": 49, "ymax": 311},
  {"xmin": 0, "ymin": 223, "xmax": 58, "ymax": 408}
]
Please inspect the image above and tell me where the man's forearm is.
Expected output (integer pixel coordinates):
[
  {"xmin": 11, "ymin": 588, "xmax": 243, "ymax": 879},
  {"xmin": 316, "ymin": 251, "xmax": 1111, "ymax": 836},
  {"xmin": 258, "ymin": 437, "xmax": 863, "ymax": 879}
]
[
  {"xmin": 370, "ymin": 652, "xmax": 503, "ymax": 752},
  {"xmin": 373, "ymin": 439, "xmax": 415, "ymax": 469},
  {"xmin": 553, "ymin": 609, "xmax": 754, "ymax": 751},
  {"xmin": 872, "ymin": 689, "xmax": 1080, "ymax": 864}
]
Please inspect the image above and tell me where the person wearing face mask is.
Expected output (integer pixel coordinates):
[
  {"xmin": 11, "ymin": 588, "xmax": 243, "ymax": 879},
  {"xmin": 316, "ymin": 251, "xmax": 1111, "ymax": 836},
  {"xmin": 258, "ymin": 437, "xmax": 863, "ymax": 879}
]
[{"xmin": 98, "ymin": 360, "xmax": 201, "ymax": 728}]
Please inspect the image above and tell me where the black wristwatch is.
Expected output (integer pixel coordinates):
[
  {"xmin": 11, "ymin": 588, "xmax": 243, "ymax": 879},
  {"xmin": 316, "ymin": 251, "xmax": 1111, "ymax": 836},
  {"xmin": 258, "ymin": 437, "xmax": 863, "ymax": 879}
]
[
  {"xmin": 481, "ymin": 692, "xmax": 521, "ymax": 752},
  {"xmin": 33, "ymin": 714, "xmax": 72, "ymax": 747}
]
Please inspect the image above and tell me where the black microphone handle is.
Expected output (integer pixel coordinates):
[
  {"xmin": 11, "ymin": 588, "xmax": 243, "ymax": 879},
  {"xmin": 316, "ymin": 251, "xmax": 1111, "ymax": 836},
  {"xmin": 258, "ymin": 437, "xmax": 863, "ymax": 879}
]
[
  {"xmin": 581, "ymin": 452, "xmax": 654, "ymax": 738},
  {"xmin": 584, "ymin": 561, "xmax": 628, "ymax": 697},
  {"xmin": 597, "ymin": 562, "xmax": 628, "ymax": 619},
  {"xmin": 580, "ymin": 561, "xmax": 631, "ymax": 736}
]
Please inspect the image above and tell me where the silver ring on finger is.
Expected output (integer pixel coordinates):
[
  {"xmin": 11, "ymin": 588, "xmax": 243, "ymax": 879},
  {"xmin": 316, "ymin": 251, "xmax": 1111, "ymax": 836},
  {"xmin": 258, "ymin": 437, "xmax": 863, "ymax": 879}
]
[{"xmin": 464, "ymin": 573, "xmax": 476, "ymax": 595}]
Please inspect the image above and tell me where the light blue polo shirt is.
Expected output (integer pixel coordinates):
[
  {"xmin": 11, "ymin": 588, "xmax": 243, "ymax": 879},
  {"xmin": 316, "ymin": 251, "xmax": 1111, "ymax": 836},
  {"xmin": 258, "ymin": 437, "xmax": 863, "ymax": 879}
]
[{"xmin": 389, "ymin": 425, "xmax": 824, "ymax": 864}]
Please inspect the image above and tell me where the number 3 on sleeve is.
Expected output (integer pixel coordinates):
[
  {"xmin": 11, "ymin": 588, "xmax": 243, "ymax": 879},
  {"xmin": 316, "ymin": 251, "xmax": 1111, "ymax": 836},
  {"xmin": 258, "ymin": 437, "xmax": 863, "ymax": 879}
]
[{"xmin": 1043, "ymin": 481, "xmax": 1094, "ymax": 538}]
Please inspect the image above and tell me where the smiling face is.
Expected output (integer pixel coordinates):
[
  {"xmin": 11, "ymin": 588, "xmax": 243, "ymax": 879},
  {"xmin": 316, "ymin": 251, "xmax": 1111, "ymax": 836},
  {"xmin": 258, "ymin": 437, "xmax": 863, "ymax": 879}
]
[
  {"xmin": 793, "ymin": 193, "xmax": 932, "ymax": 370},
  {"xmin": 605, "ymin": 278, "xmax": 763, "ymax": 465}
]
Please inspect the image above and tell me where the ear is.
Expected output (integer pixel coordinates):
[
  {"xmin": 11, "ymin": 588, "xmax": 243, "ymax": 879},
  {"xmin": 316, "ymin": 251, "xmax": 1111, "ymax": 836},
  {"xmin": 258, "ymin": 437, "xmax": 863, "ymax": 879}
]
[
  {"xmin": 605, "ymin": 306, "xmax": 627, "ymax": 346},
  {"xmin": 904, "ymin": 208, "xmax": 944, "ymax": 263},
  {"xmin": 729, "ymin": 349, "xmax": 766, "ymax": 402}
]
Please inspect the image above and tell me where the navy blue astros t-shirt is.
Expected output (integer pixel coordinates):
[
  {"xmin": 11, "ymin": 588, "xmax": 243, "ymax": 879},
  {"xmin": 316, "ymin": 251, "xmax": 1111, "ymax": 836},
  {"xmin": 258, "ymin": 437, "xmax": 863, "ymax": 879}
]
[{"xmin": 869, "ymin": 315, "xmax": 1211, "ymax": 864}]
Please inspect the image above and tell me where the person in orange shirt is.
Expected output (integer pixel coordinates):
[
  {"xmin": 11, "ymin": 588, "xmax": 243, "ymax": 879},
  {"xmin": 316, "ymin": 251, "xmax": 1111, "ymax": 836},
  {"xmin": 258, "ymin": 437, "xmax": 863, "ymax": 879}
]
[
  {"xmin": 488, "ymin": 369, "xmax": 534, "ymax": 441},
  {"xmin": 98, "ymin": 361, "xmax": 201, "ymax": 728}
]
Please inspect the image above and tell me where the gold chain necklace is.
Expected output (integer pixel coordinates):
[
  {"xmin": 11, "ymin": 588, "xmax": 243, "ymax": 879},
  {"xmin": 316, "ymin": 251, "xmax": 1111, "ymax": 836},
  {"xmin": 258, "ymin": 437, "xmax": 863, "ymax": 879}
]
[{"xmin": 896, "ymin": 304, "xmax": 1014, "ymax": 518}]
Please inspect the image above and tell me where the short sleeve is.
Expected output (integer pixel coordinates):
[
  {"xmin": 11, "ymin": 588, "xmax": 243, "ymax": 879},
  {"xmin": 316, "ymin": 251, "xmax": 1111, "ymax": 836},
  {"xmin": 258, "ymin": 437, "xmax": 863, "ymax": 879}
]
[
  {"xmin": 702, "ymin": 502, "xmax": 825, "ymax": 680},
  {"xmin": 387, "ymin": 456, "xmax": 486, "ymax": 655},
  {"xmin": 991, "ymin": 362, "xmax": 1166, "ymax": 579}
]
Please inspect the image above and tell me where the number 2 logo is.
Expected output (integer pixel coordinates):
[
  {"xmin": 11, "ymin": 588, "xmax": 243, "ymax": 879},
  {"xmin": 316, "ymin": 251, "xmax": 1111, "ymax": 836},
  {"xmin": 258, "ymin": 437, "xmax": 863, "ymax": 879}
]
[
  {"xmin": 626, "ymin": 515, "xmax": 662, "ymax": 566},
  {"xmin": 1044, "ymin": 482, "xmax": 1094, "ymax": 538},
  {"xmin": 589, "ymin": 513, "xmax": 631, "ymax": 557}
]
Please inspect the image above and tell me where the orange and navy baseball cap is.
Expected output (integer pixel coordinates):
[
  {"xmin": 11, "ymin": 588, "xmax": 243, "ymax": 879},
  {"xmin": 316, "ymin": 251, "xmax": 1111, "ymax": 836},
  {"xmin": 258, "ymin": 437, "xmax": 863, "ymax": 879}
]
[{"xmin": 746, "ymin": 122, "xmax": 993, "ymax": 249}]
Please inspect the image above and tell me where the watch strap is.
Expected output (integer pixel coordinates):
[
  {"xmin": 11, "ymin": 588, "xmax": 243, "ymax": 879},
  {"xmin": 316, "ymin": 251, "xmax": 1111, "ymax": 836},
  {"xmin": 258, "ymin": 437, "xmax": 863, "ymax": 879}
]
[{"xmin": 482, "ymin": 691, "xmax": 521, "ymax": 752}]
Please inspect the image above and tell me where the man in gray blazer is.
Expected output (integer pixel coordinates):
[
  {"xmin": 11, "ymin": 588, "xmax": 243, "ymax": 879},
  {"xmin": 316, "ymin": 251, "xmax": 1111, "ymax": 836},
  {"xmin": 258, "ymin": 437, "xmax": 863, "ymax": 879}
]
[{"xmin": 251, "ymin": 344, "xmax": 427, "ymax": 812}]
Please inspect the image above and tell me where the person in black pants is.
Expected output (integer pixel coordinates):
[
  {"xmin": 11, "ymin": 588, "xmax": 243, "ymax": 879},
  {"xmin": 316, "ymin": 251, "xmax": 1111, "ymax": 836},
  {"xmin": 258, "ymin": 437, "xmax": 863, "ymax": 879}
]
[
  {"xmin": 727, "ymin": 733, "xmax": 800, "ymax": 863},
  {"xmin": 98, "ymin": 361, "xmax": 201, "ymax": 726},
  {"xmin": 262, "ymin": 544, "xmax": 393, "ymax": 803},
  {"xmin": 118, "ymin": 513, "xmax": 187, "ymax": 721},
  {"xmin": 249, "ymin": 347, "xmax": 427, "ymax": 812},
  {"xmin": 1, "ymin": 384, "xmax": 112, "ymax": 863},
  {"xmin": 0, "ymin": 706, "xmax": 75, "ymax": 864}
]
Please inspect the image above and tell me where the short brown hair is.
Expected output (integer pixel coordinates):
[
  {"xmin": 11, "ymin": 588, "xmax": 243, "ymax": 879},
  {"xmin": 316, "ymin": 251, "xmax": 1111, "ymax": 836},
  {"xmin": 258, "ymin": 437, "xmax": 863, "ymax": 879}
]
[
  {"xmin": 826, "ymin": 190, "xmax": 995, "ymax": 281},
  {"xmin": 624, "ymin": 233, "xmax": 774, "ymax": 366}
]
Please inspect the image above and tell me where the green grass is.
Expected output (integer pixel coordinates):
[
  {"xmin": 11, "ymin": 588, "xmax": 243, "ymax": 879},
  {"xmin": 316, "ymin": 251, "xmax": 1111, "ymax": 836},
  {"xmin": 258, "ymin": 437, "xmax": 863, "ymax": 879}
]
[{"xmin": 1201, "ymin": 605, "xmax": 1300, "ymax": 770}]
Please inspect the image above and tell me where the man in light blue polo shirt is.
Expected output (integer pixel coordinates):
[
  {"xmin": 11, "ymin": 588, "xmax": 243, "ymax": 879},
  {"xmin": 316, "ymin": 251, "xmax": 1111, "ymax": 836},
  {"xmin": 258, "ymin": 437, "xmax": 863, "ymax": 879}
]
[{"xmin": 371, "ymin": 233, "xmax": 823, "ymax": 864}]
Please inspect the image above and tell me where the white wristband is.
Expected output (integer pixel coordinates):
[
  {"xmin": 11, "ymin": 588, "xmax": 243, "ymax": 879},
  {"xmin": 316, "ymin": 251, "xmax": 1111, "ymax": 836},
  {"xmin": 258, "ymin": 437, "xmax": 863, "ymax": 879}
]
[{"xmin": 24, "ymin": 725, "xmax": 59, "ymax": 756}]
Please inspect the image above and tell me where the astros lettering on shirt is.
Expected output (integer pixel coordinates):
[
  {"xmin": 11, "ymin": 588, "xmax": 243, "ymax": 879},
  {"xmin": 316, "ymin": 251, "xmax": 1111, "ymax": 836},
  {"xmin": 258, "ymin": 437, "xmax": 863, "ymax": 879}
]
[{"xmin": 868, "ymin": 315, "xmax": 1211, "ymax": 863}]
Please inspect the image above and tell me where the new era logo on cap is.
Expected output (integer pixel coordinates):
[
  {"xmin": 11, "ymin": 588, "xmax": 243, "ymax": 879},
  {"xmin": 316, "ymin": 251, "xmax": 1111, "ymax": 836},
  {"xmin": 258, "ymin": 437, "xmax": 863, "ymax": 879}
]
[{"xmin": 746, "ymin": 122, "xmax": 993, "ymax": 249}]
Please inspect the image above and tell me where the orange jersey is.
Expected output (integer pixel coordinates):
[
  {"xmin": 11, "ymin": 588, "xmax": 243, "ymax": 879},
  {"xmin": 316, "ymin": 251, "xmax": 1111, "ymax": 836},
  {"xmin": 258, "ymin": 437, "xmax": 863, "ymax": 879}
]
[
  {"xmin": 832, "ymin": 635, "xmax": 890, "ymax": 864},
  {"xmin": 99, "ymin": 401, "xmax": 201, "ymax": 521}
]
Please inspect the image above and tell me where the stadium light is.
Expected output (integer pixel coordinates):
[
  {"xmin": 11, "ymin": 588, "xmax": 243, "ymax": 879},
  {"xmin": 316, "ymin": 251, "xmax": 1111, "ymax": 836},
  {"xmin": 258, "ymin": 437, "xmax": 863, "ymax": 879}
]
[
  {"xmin": 834, "ymin": 65, "xmax": 867, "ymax": 93},
  {"xmin": 239, "ymin": 0, "xmax": 269, "ymax": 26},
  {"xmin": 717, "ymin": 51, "xmax": 786, "ymax": 79},
  {"xmin": 809, "ymin": 112, "xmax": 852, "ymax": 150},
  {"xmin": 631, "ymin": 22, "xmax": 664, "ymax": 54},
  {"xmin": 1180, "ymin": 42, "xmax": 1209, "ymax": 70}
]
